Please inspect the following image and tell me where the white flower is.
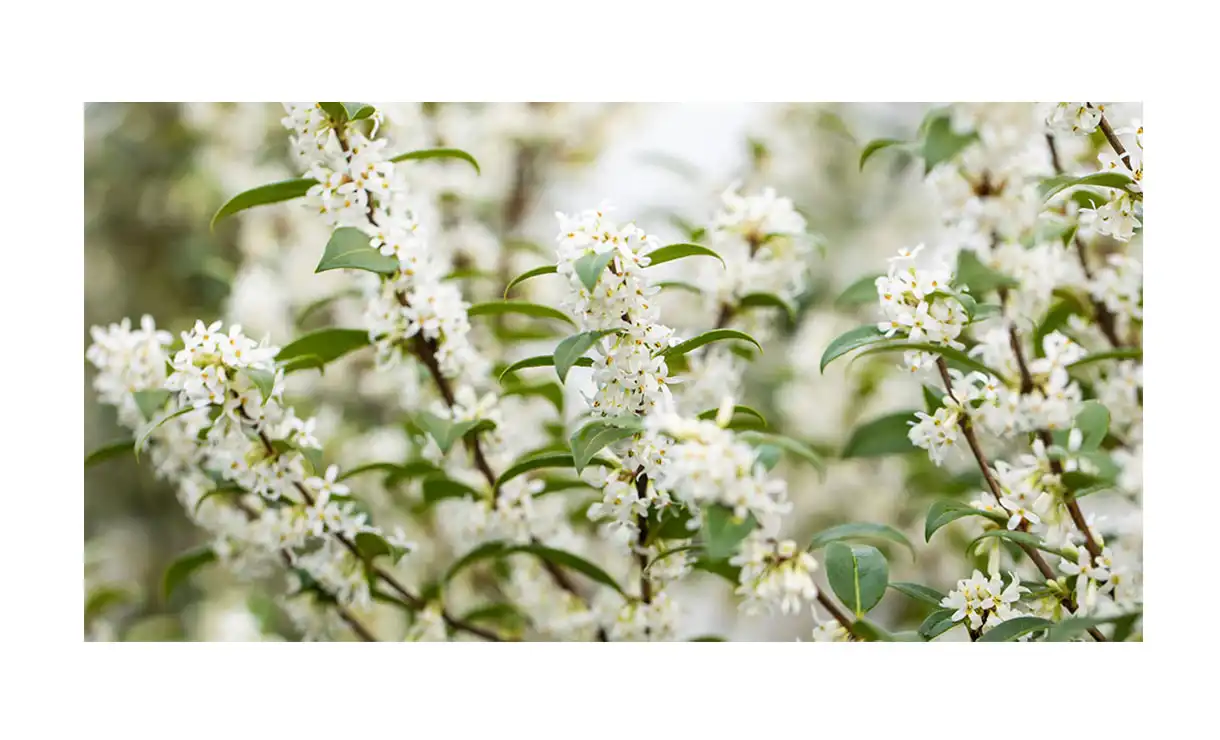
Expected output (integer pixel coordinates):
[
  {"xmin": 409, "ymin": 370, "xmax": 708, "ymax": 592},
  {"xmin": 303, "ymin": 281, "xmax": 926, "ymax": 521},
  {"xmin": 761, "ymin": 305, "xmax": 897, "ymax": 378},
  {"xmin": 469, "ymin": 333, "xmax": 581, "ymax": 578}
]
[
  {"xmin": 941, "ymin": 570, "xmax": 1028, "ymax": 631},
  {"xmin": 731, "ymin": 535, "xmax": 819, "ymax": 615}
]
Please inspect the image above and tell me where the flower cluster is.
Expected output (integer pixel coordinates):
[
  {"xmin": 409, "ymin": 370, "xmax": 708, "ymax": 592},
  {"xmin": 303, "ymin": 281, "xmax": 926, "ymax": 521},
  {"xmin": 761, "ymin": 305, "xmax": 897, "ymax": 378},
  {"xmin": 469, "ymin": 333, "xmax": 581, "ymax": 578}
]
[
  {"xmin": 875, "ymin": 244, "xmax": 969, "ymax": 372},
  {"xmin": 730, "ymin": 533, "xmax": 819, "ymax": 616},
  {"xmin": 940, "ymin": 570, "xmax": 1028, "ymax": 633},
  {"xmin": 703, "ymin": 184, "xmax": 813, "ymax": 307}
]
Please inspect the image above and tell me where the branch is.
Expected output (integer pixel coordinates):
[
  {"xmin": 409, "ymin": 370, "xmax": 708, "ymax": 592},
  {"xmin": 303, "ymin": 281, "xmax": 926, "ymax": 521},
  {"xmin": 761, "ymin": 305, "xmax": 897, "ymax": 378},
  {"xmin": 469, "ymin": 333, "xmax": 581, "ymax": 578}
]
[{"xmin": 934, "ymin": 358, "xmax": 1105, "ymax": 641}]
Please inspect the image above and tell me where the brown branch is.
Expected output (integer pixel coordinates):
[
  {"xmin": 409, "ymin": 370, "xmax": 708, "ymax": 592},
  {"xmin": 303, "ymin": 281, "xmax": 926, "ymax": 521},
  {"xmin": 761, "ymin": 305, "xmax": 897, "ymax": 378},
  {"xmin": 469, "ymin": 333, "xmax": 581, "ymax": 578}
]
[
  {"xmin": 815, "ymin": 591, "xmax": 863, "ymax": 641},
  {"xmin": 1089, "ymin": 104, "xmax": 1134, "ymax": 172},
  {"xmin": 934, "ymin": 359, "xmax": 1105, "ymax": 641}
]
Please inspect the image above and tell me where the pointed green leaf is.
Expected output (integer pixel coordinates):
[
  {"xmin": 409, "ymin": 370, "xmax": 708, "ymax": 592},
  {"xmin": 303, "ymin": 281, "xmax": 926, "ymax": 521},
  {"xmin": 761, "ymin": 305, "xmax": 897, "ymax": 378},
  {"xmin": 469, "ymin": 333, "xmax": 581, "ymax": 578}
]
[
  {"xmin": 925, "ymin": 500, "xmax": 1005, "ymax": 542},
  {"xmin": 842, "ymin": 411, "xmax": 918, "ymax": 459},
  {"xmin": 921, "ymin": 114, "xmax": 978, "ymax": 173},
  {"xmin": 820, "ymin": 325, "xmax": 886, "ymax": 372},
  {"xmin": 1074, "ymin": 400, "xmax": 1110, "ymax": 451},
  {"xmin": 422, "ymin": 476, "xmax": 482, "ymax": 505},
  {"xmin": 1045, "ymin": 612, "xmax": 1141, "ymax": 642},
  {"xmin": 807, "ymin": 522, "xmax": 914, "ymax": 557},
  {"xmin": 737, "ymin": 292, "xmax": 797, "ymax": 322},
  {"xmin": 835, "ymin": 274, "xmax": 882, "ymax": 307},
  {"xmin": 825, "ymin": 542, "xmax": 889, "ymax": 616},
  {"xmin": 1040, "ymin": 171, "xmax": 1135, "ymax": 201},
  {"xmin": 415, "ymin": 411, "xmax": 495, "ymax": 455},
  {"xmin": 445, "ymin": 541, "xmax": 625, "ymax": 596},
  {"xmin": 468, "ymin": 300, "xmax": 576, "ymax": 328},
  {"xmin": 852, "ymin": 341, "xmax": 1009, "ymax": 383},
  {"xmin": 918, "ymin": 608, "xmax": 959, "ymax": 640},
  {"xmin": 162, "ymin": 546, "xmax": 217, "ymax": 600},
  {"xmin": 135, "ymin": 406, "xmax": 195, "ymax": 460},
  {"xmin": 888, "ymin": 582, "xmax": 947, "ymax": 607},
  {"xmin": 701, "ymin": 505, "xmax": 757, "ymax": 560},
  {"xmin": 956, "ymin": 250, "xmax": 1017, "ymax": 296},
  {"xmin": 645, "ymin": 242, "xmax": 724, "ymax": 269},
  {"xmin": 977, "ymin": 616, "xmax": 1054, "ymax": 642},
  {"xmin": 655, "ymin": 280, "xmax": 703, "ymax": 294},
  {"xmin": 278, "ymin": 354, "xmax": 326, "ymax": 376},
  {"xmin": 554, "ymin": 329, "xmax": 618, "ymax": 382},
  {"xmin": 317, "ymin": 102, "xmax": 348, "ymax": 122},
  {"xmin": 570, "ymin": 416, "xmax": 643, "ymax": 473},
  {"xmin": 241, "ymin": 368, "xmax": 276, "ymax": 405},
  {"xmin": 968, "ymin": 529, "xmax": 1067, "ymax": 559},
  {"xmin": 498, "ymin": 354, "xmax": 593, "ymax": 382},
  {"xmin": 277, "ymin": 328, "xmax": 370, "ymax": 365},
  {"xmin": 658, "ymin": 328, "xmax": 762, "ymax": 360},
  {"xmin": 391, "ymin": 147, "xmax": 481, "ymax": 174},
  {"xmin": 1067, "ymin": 348, "xmax": 1143, "ymax": 370},
  {"xmin": 132, "ymin": 389, "xmax": 172, "ymax": 421},
  {"xmin": 315, "ymin": 227, "xmax": 399, "ymax": 275},
  {"xmin": 859, "ymin": 138, "xmax": 907, "ymax": 171},
  {"xmin": 85, "ymin": 439, "xmax": 134, "ymax": 468},
  {"xmin": 696, "ymin": 404, "xmax": 767, "ymax": 429},
  {"xmin": 503, "ymin": 264, "xmax": 558, "ymax": 297},
  {"xmin": 573, "ymin": 250, "xmax": 617, "ymax": 292},
  {"xmin": 344, "ymin": 102, "xmax": 375, "ymax": 120},
  {"xmin": 495, "ymin": 452, "xmax": 614, "ymax": 490},
  {"xmin": 211, "ymin": 178, "xmax": 315, "ymax": 230},
  {"xmin": 736, "ymin": 431, "xmax": 825, "ymax": 473}
]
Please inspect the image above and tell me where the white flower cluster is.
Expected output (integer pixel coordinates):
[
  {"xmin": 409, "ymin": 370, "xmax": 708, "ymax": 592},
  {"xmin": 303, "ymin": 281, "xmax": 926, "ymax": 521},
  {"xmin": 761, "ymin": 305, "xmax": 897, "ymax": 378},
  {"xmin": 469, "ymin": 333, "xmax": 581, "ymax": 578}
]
[
  {"xmin": 281, "ymin": 103, "xmax": 487, "ymax": 383},
  {"xmin": 703, "ymin": 184, "xmax": 813, "ymax": 307},
  {"xmin": 87, "ymin": 316, "xmax": 415, "ymax": 637},
  {"xmin": 85, "ymin": 315, "xmax": 174, "ymax": 427},
  {"xmin": 940, "ymin": 570, "xmax": 1028, "ymax": 633},
  {"xmin": 648, "ymin": 413, "xmax": 792, "ymax": 535},
  {"xmin": 1045, "ymin": 102, "xmax": 1103, "ymax": 135},
  {"xmin": 875, "ymin": 244, "xmax": 969, "ymax": 372},
  {"xmin": 730, "ymin": 533, "xmax": 819, "ymax": 616}
]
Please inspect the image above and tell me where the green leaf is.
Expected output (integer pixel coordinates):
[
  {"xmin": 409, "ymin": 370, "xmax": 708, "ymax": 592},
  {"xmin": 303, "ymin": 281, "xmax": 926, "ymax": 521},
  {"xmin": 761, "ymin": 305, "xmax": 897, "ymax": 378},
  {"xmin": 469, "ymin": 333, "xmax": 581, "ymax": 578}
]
[
  {"xmin": 955, "ymin": 250, "xmax": 1017, "ymax": 296},
  {"xmin": 658, "ymin": 329, "xmax": 762, "ymax": 360},
  {"xmin": 918, "ymin": 608, "xmax": 959, "ymax": 640},
  {"xmin": 415, "ymin": 411, "xmax": 496, "ymax": 455},
  {"xmin": 337, "ymin": 461, "xmax": 413, "ymax": 482},
  {"xmin": 859, "ymin": 138, "xmax": 907, "ymax": 171},
  {"xmin": 656, "ymin": 280, "xmax": 703, "ymax": 294},
  {"xmin": 354, "ymin": 531, "xmax": 407, "ymax": 564},
  {"xmin": 853, "ymin": 619, "xmax": 899, "ymax": 642},
  {"xmin": 977, "ymin": 616, "xmax": 1053, "ymax": 642},
  {"xmin": 132, "ymin": 389, "xmax": 172, "ymax": 421},
  {"xmin": 696, "ymin": 404, "xmax": 767, "ymax": 429},
  {"xmin": 554, "ymin": 329, "xmax": 618, "ymax": 382},
  {"xmin": 1040, "ymin": 171, "xmax": 1135, "ymax": 201},
  {"xmin": 421, "ymin": 476, "xmax": 482, "ymax": 505},
  {"xmin": 468, "ymin": 300, "xmax": 576, "ymax": 328},
  {"xmin": 344, "ymin": 102, "xmax": 376, "ymax": 120},
  {"xmin": 162, "ymin": 546, "xmax": 217, "ymax": 600},
  {"xmin": 211, "ymin": 178, "xmax": 315, "ymax": 230},
  {"xmin": 277, "ymin": 328, "xmax": 370, "ymax": 365},
  {"xmin": 503, "ymin": 264, "xmax": 558, "ymax": 297},
  {"xmin": 736, "ymin": 431, "xmax": 825, "ymax": 473},
  {"xmin": 1067, "ymin": 348, "xmax": 1143, "ymax": 370},
  {"xmin": 645, "ymin": 242, "xmax": 724, "ymax": 269},
  {"xmin": 968, "ymin": 529, "xmax": 1066, "ymax": 559},
  {"xmin": 317, "ymin": 102, "xmax": 348, "ymax": 122},
  {"xmin": 807, "ymin": 522, "xmax": 914, "ymax": 557},
  {"xmin": 498, "ymin": 354, "xmax": 592, "ymax": 381},
  {"xmin": 241, "ymin": 368, "xmax": 276, "ymax": 405},
  {"xmin": 445, "ymin": 541, "xmax": 626, "ymax": 596},
  {"xmin": 645, "ymin": 504, "xmax": 697, "ymax": 544},
  {"xmin": 278, "ymin": 354, "xmax": 326, "ymax": 376},
  {"xmin": 820, "ymin": 325, "xmax": 886, "ymax": 373},
  {"xmin": 688, "ymin": 635, "xmax": 728, "ymax": 642},
  {"xmin": 842, "ymin": 411, "xmax": 917, "ymax": 459},
  {"xmin": 921, "ymin": 113, "xmax": 978, "ymax": 174},
  {"xmin": 315, "ymin": 227, "xmax": 399, "ymax": 275},
  {"xmin": 85, "ymin": 439, "xmax": 134, "ymax": 468},
  {"xmin": 499, "ymin": 380, "xmax": 564, "ymax": 413},
  {"xmin": 85, "ymin": 585, "xmax": 138, "ymax": 624},
  {"xmin": 1073, "ymin": 400, "xmax": 1110, "ymax": 451},
  {"xmin": 852, "ymin": 341, "xmax": 1009, "ymax": 383},
  {"xmin": 701, "ymin": 505, "xmax": 757, "ymax": 560},
  {"xmin": 193, "ymin": 484, "xmax": 244, "ymax": 515},
  {"xmin": 135, "ymin": 406, "xmax": 195, "ymax": 460},
  {"xmin": 1045, "ymin": 612, "xmax": 1141, "ymax": 642},
  {"xmin": 922, "ymin": 385, "xmax": 945, "ymax": 413},
  {"xmin": 569, "ymin": 416, "xmax": 643, "ymax": 473},
  {"xmin": 824, "ymin": 542, "xmax": 889, "ymax": 616},
  {"xmin": 925, "ymin": 500, "xmax": 1005, "ymax": 542},
  {"xmin": 460, "ymin": 602, "xmax": 530, "ymax": 631},
  {"xmin": 834, "ymin": 274, "xmax": 882, "ymax": 307},
  {"xmin": 391, "ymin": 147, "xmax": 481, "ymax": 174},
  {"xmin": 737, "ymin": 292, "xmax": 797, "ymax": 322},
  {"xmin": 573, "ymin": 250, "xmax": 618, "ymax": 292},
  {"xmin": 383, "ymin": 460, "xmax": 444, "ymax": 488},
  {"xmin": 888, "ymin": 582, "xmax": 946, "ymax": 607},
  {"xmin": 495, "ymin": 452, "xmax": 613, "ymax": 490}
]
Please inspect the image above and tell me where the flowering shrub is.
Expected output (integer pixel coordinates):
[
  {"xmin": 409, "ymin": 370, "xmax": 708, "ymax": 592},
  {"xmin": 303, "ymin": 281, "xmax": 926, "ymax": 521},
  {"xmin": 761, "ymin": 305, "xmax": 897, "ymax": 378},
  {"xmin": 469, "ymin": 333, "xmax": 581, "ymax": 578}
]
[{"xmin": 85, "ymin": 101, "xmax": 1141, "ymax": 642}]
